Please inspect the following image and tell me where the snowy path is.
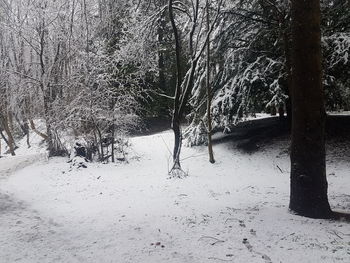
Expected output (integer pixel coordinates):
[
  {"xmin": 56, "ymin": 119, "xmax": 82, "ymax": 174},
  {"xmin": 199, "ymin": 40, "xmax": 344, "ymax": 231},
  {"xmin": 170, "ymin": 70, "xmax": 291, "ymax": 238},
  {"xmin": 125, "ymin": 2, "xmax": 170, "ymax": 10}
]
[
  {"xmin": 0, "ymin": 191, "xmax": 81, "ymax": 262},
  {"xmin": 0, "ymin": 154, "xmax": 46, "ymax": 179},
  {"xmin": 0, "ymin": 154, "xmax": 74, "ymax": 262},
  {"xmin": 0, "ymin": 132, "xmax": 349, "ymax": 263},
  {"xmin": 0, "ymin": 154, "xmax": 62, "ymax": 261}
]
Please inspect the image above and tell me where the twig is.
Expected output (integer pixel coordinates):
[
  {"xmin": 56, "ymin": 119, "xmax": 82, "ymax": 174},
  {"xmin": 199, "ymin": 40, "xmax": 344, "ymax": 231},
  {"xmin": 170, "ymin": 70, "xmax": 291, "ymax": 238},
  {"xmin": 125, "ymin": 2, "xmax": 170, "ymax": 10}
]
[
  {"xmin": 180, "ymin": 153, "xmax": 207, "ymax": 161},
  {"xmin": 276, "ymin": 232, "xmax": 295, "ymax": 244},
  {"xmin": 155, "ymin": 92, "xmax": 175, "ymax": 100},
  {"xmin": 208, "ymin": 257, "xmax": 234, "ymax": 262},
  {"xmin": 336, "ymin": 230, "xmax": 350, "ymax": 236},
  {"xmin": 199, "ymin": 235, "xmax": 225, "ymax": 245},
  {"xmin": 160, "ymin": 135, "xmax": 172, "ymax": 156},
  {"xmin": 276, "ymin": 165, "xmax": 284, "ymax": 173},
  {"xmin": 329, "ymin": 230, "xmax": 343, "ymax": 239}
]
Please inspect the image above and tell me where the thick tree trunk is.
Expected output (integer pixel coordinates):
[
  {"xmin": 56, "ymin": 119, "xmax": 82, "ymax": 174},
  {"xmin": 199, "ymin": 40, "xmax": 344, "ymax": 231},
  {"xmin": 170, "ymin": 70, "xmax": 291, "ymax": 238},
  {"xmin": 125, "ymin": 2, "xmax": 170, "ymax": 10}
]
[{"xmin": 289, "ymin": 0, "xmax": 332, "ymax": 218}]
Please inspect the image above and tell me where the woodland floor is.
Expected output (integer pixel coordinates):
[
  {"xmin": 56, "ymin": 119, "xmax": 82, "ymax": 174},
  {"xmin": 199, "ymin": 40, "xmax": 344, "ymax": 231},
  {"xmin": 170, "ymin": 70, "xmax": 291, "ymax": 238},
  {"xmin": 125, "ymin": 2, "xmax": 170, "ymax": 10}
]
[{"xmin": 0, "ymin": 115, "xmax": 349, "ymax": 263}]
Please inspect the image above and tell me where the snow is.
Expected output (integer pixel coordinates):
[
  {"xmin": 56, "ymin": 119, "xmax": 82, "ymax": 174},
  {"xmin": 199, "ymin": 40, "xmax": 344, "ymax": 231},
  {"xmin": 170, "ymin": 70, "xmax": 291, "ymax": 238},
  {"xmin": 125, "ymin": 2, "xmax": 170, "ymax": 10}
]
[
  {"xmin": 243, "ymin": 113, "xmax": 274, "ymax": 121},
  {"xmin": 0, "ymin": 131, "xmax": 349, "ymax": 263},
  {"xmin": 328, "ymin": 111, "xmax": 350, "ymax": 116},
  {"xmin": 0, "ymin": 120, "xmax": 47, "ymax": 157},
  {"xmin": 0, "ymin": 154, "xmax": 46, "ymax": 179}
]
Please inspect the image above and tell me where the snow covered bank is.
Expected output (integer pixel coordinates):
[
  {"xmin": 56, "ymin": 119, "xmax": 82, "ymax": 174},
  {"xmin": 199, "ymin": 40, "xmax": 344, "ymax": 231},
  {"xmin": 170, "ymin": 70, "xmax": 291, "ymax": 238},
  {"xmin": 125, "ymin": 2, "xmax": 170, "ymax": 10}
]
[{"xmin": 0, "ymin": 131, "xmax": 349, "ymax": 262}]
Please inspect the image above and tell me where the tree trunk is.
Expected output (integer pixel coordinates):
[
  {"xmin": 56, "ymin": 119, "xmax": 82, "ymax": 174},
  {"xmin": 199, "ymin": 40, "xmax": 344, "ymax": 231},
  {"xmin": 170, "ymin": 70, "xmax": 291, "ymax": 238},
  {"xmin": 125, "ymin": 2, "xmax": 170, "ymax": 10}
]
[
  {"xmin": 172, "ymin": 118, "xmax": 181, "ymax": 168},
  {"xmin": 24, "ymin": 122, "xmax": 31, "ymax": 148},
  {"xmin": 15, "ymin": 115, "xmax": 31, "ymax": 148},
  {"xmin": 95, "ymin": 124, "xmax": 104, "ymax": 161},
  {"xmin": 42, "ymin": 89, "xmax": 56, "ymax": 157},
  {"xmin": 169, "ymin": 0, "xmax": 184, "ymax": 171},
  {"xmin": 283, "ymin": 27, "xmax": 292, "ymax": 123},
  {"xmin": 206, "ymin": 0, "xmax": 215, "ymax": 164},
  {"xmin": 0, "ymin": 129, "xmax": 9, "ymax": 147},
  {"xmin": 0, "ymin": 115, "xmax": 16, "ymax": 156},
  {"xmin": 289, "ymin": 0, "xmax": 332, "ymax": 218},
  {"xmin": 8, "ymin": 111, "xmax": 15, "ymax": 134},
  {"xmin": 29, "ymin": 119, "xmax": 48, "ymax": 140},
  {"xmin": 111, "ymin": 124, "xmax": 115, "ymax": 163}
]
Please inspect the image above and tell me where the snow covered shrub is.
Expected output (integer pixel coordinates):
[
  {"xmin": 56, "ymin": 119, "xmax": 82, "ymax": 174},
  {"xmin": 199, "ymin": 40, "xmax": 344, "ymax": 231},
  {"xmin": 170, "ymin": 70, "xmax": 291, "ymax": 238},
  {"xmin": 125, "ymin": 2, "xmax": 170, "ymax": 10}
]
[
  {"xmin": 323, "ymin": 33, "xmax": 350, "ymax": 111},
  {"xmin": 184, "ymin": 0, "xmax": 350, "ymax": 145},
  {"xmin": 184, "ymin": 1, "xmax": 288, "ymax": 144}
]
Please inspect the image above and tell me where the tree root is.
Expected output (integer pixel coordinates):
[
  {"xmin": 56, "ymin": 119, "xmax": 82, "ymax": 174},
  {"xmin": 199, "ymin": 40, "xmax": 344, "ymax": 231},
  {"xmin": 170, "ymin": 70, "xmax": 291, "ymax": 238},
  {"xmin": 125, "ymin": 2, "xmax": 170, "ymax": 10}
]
[{"xmin": 168, "ymin": 165, "xmax": 188, "ymax": 179}]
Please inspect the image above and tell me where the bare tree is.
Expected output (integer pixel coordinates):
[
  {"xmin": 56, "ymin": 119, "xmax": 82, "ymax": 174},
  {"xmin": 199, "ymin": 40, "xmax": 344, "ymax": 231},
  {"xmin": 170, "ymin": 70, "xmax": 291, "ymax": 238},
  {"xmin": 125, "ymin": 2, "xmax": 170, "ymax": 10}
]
[{"xmin": 168, "ymin": 0, "xmax": 222, "ymax": 176}]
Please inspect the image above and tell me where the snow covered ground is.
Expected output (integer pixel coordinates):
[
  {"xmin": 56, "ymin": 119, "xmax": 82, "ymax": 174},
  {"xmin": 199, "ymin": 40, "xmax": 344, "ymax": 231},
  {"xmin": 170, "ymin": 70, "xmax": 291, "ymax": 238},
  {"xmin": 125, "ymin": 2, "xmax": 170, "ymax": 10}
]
[{"xmin": 0, "ymin": 130, "xmax": 349, "ymax": 263}]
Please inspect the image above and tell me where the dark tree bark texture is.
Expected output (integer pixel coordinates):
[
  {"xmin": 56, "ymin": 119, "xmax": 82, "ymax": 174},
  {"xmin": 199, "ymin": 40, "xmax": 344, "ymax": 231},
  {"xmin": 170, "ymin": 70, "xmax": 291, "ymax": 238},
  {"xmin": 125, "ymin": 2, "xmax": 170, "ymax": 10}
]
[{"xmin": 289, "ymin": 0, "xmax": 332, "ymax": 218}]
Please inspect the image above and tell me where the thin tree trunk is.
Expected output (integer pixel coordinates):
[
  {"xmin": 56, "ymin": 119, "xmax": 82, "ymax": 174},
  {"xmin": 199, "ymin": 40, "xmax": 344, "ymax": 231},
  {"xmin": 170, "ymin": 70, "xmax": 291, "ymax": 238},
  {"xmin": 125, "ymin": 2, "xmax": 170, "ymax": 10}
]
[
  {"xmin": 95, "ymin": 125, "xmax": 104, "ymax": 161},
  {"xmin": 19, "ymin": 118, "xmax": 30, "ymax": 148},
  {"xmin": 24, "ymin": 122, "xmax": 30, "ymax": 148},
  {"xmin": 283, "ymin": 27, "xmax": 292, "ymax": 122},
  {"xmin": 0, "ymin": 115, "xmax": 16, "ymax": 156},
  {"xmin": 289, "ymin": 0, "xmax": 332, "ymax": 218},
  {"xmin": 111, "ymin": 123, "xmax": 115, "ymax": 163},
  {"xmin": 14, "ymin": 115, "xmax": 26, "ymax": 136},
  {"xmin": 0, "ymin": 129, "xmax": 10, "ymax": 156},
  {"xmin": 169, "ymin": 0, "xmax": 183, "ymax": 169},
  {"xmin": 206, "ymin": 0, "xmax": 215, "ymax": 164},
  {"xmin": 93, "ymin": 130, "xmax": 101, "ymax": 160},
  {"xmin": 168, "ymin": 0, "xmax": 221, "ymax": 172},
  {"xmin": 14, "ymin": 115, "xmax": 31, "ymax": 148},
  {"xmin": 172, "ymin": 120, "xmax": 182, "ymax": 168},
  {"xmin": 29, "ymin": 119, "xmax": 48, "ymax": 140},
  {"xmin": 0, "ymin": 129, "xmax": 9, "ymax": 146}
]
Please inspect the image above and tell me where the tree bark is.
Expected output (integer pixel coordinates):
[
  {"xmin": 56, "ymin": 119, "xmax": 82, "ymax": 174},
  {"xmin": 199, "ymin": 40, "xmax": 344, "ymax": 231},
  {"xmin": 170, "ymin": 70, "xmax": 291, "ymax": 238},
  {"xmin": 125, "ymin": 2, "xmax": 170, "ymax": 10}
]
[
  {"xmin": 169, "ymin": 0, "xmax": 183, "ymax": 169},
  {"xmin": 29, "ymin": 119, "xmax": 48, "ymax": 140},
  {"xmin": 289, "ymin": 0, "xmax": 332, "ymax": 218},
  {"xmin": 14, "ymin": 115, "xmax": 31, "ymax": 148},
  {"xmin": 172, "ymin": 120, "xmax": 181, "ymax": 168},
  {"xmin": 206, "ymin": 0, "xmax": 215, "ymax": 164},
  {"xmin": 0, "ymin": 114, "xmax": 16, "ymax": 156},
  {"xmin": 283, "ymin": 26, "xmax": 292, "ymax": 122},
  {"xmin": 111, "ymin": 123, "xmax": 115, "ymax": 163}
]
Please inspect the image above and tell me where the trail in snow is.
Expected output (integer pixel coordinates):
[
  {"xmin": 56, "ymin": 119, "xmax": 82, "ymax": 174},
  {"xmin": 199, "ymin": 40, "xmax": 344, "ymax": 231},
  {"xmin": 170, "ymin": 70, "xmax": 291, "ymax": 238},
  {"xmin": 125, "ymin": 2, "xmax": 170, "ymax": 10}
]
[
  {"xmin": 0, "ymin": 154, "xmax": 46, "ymax": 179},
  {"xmin": 0, "ymin": 118, "xmax": 350, "ymax": 263},
  {"xmin": 0, "ymin": 153, "xmax": 77, "ymax": 262},
  {"xmin": 0, "ymin": 130, "xmax": 349, "ymax": 263}
]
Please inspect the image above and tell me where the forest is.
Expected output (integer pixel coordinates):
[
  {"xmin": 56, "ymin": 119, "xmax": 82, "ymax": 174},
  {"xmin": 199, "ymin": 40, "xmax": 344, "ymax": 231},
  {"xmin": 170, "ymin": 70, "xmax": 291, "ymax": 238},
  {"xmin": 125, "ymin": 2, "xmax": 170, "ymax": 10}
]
[{"xmin": 0, "ymin": 0, "xmax": 349, "ymax": 262}]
